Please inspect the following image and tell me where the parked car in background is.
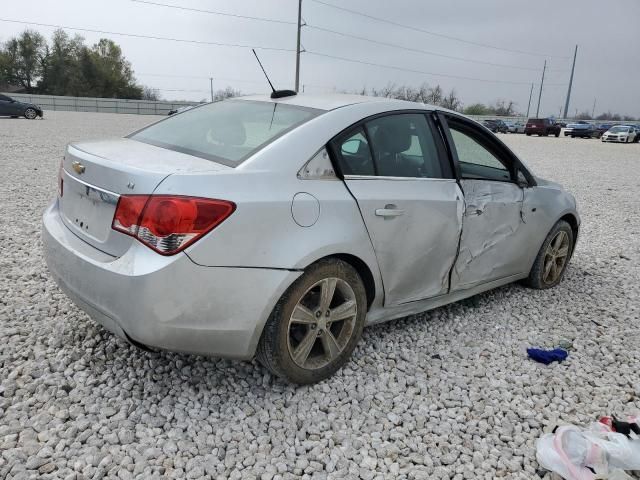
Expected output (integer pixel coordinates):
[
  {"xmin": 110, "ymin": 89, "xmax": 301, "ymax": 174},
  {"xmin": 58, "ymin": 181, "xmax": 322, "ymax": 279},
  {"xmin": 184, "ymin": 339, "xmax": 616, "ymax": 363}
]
[
  {"xmin": 43, "ymin": 94, "xmax": 580, "ymax": 384},
  {"xmin": 0, "ymin": 94, "xmax": 43, "ymax": 119},
  {"xmin": 504, "ymin": 121, "xmax": 525, "ymax": 133},
  {"xmin": 595, "ymin": 124, "xmax": 614, "ymax": 138},
  {"xmin": 565, "ymin": 123, "xmax": 596, "ymax": 138},
  {"xmin": 525, "ymin": 118, "xmax": 561, "ymax": 137},
  {"xmin": 482, "ymin": 119, "xmax": 509, "ymax": 133},
  {"xmin": 168, "ymin": 105, "xmax": 197, "ymax": 116},
  {"xmin": 601, "ymin": 125, "xmax": 637, "ymax": 143}
]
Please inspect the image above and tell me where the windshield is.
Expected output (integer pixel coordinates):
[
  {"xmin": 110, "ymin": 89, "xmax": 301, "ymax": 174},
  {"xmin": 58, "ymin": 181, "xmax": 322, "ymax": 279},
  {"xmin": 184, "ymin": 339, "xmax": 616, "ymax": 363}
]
[
  {"xmin": 130, "ymin": 100, "xmax": 322, "ymax": 167},
  {"xmin": 609, "ymin": 126, "xmax": 629, "ymax": 133}
]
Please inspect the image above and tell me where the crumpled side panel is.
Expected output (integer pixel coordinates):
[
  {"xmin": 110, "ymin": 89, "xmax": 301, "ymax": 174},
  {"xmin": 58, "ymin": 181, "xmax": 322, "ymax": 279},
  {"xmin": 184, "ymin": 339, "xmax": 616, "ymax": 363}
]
[{"xmin": 451, "ymin": 180, "xmax": 524, "ymax": 290}]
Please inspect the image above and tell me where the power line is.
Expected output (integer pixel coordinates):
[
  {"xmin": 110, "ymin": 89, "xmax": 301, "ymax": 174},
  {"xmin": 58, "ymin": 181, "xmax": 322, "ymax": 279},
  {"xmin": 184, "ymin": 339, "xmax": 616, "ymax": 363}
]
[
  {"xmin": 137, "ymin": 72, "xmax": 268, "ymax": 85},
  {"xmin": 305, "ymin": 24, "xmax": 562, "ymax": 72},
  {"xmin": 309, "ymin": 0, "xmax": 568, "ymax": 59},
  {"xmin": 0, "ymin": 18, "xmax": 295, "ymax": 52},
  {"xmin": 130, "ymin": 0, "xmax": 296, "ymax": 26},
  {"xmin": 306, "ymin": 50, "xmax": 568, "ymax": 87}
]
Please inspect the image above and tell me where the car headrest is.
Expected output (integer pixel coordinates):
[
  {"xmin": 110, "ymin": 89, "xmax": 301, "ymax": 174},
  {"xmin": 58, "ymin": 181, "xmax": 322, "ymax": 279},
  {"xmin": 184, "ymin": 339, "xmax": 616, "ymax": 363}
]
[{"xmin": 372, "ymin": 121, "xmax": 412, "ymax": 154}]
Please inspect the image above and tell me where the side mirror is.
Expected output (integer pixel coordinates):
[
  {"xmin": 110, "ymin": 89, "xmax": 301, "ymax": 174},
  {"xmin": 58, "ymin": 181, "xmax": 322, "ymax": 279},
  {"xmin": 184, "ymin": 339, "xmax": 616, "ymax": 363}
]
[
  {"xmin": 341, "ymin": 139, "xmax": 364, "ymax": 155},
  {"xmin": 516, "ymin": 170, "xmax": 530, "ymax": 188}
]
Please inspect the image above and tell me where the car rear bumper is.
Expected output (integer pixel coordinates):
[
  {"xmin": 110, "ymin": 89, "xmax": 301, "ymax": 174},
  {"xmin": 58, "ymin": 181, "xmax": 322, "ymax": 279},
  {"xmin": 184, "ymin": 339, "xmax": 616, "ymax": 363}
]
[{"xmin": 42, "ymin": 200, "xmax": 300, "ymax": 359}]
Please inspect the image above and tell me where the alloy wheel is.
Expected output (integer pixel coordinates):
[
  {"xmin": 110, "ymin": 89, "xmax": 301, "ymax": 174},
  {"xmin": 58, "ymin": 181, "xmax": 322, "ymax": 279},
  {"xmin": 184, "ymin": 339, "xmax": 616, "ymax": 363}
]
[
  {"xmin": 543, "ymin": 230, "xmax": 570, "ymax": 285},
  {"xmin": 287, "ymin": 277, "xmax": 357, "ymax": 370},
  {"xmin": 24, "ymin": 108, "xmax": 37, "ymax": 119}
]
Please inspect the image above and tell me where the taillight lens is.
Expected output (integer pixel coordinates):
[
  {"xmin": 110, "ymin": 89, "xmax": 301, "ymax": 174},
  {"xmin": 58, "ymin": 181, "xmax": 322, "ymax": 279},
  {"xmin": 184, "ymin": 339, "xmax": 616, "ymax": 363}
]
[{"xmin": 112, "ymin": 195, "xmax": 235, "ymax": 255}]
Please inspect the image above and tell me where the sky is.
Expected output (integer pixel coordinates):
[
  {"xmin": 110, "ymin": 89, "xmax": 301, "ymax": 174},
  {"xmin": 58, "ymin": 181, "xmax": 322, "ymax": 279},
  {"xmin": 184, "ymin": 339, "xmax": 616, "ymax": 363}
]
[{"xmin": 1, "ymin": 0, "xmax": 639, "ymax": 117}]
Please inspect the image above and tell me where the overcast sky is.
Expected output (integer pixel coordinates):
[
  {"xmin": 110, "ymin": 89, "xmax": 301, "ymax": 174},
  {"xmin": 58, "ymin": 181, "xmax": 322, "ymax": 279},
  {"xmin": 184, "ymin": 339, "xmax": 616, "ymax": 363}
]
[{"xmin": 2, "ymin": 0, "xmax": 639, "ymax": 116}]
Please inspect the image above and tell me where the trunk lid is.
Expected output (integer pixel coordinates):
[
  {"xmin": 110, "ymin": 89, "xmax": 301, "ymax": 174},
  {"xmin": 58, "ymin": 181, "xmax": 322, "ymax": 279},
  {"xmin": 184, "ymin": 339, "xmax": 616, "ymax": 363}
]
[{"xmin": 60, "ymin": 138, "xmax": 230, "ymax": 257}]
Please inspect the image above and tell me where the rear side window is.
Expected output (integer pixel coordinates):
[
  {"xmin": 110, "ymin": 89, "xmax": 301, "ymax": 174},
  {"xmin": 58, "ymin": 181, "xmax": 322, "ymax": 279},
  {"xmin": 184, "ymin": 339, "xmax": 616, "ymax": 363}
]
[
  {"xmin": 130, "ymin": 100, "xmax": 321, "ymax": 167},
  {"xmin": 333, "ymin": 113, "xmax": 450, "ymax": 179},
  {"xmin": 365, "ymin": 114, "xmax": 445, "ymax": 178}
]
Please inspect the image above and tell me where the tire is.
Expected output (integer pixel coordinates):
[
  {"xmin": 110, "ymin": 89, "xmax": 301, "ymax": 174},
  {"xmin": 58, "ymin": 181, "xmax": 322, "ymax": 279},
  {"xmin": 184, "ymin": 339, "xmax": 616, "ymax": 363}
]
[
  {"xmin": 523, "ymin": 220, "xmax": 574, "ymax": 289},
  {"xmin": 555, "ymin": 131, "xmax": 560, "ymax": 137},
  {"xmin": 24, "ymin": 108, "xmax": 37, "ymax": 120},
  {"xmin": 256, "ymin": 259, "xmax": 367, "ymax": 384},
  {"xmin": 526, "ymin": 133, "xmax": 531, "ymax": 136}
]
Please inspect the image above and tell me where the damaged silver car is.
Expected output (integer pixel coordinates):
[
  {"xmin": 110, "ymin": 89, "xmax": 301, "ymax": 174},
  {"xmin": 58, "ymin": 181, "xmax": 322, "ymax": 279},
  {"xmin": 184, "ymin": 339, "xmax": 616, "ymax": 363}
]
[{"xmin": 42, "ymin": 94, "xmax": 580, "ymax": 384}]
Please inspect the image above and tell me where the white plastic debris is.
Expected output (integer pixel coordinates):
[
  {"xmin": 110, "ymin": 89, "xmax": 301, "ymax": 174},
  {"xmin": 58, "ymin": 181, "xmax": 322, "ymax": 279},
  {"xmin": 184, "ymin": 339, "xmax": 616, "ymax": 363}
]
[{"xmin": 536, "ymin": 416, "xmax": 640, "ymax": 480}]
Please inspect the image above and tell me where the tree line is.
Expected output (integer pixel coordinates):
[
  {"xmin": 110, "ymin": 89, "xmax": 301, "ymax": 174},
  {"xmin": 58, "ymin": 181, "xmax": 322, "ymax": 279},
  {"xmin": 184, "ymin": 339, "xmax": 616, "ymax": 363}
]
[{"xmin": 0, "ymin": 29, "xmax": 159, "ymax": 100}]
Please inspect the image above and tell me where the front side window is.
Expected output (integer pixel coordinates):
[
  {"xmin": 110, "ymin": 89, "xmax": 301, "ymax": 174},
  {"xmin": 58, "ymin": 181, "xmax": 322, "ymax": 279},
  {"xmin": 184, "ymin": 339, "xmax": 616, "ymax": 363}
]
[
  {"xmin": 364, "ymin": 114, "xmax": 445, "ymax": 178},
  {"xmin": 449, "ymin": 125, "xmax": 511, "ymax": 182},
  {"xmin": 0, "ymin": 95, "xmax": 11, "ymax": 102},
  {"xmin": 131, "ymin": 100, "xmax": 321, "ymax": 167}
]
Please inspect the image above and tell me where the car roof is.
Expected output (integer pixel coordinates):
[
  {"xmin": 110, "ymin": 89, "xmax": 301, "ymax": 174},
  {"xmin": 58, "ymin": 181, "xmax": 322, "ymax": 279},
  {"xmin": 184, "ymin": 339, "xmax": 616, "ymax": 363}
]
[{"xmin": 235, "ymin": 93, "xmax": 440, "ymax": 112}]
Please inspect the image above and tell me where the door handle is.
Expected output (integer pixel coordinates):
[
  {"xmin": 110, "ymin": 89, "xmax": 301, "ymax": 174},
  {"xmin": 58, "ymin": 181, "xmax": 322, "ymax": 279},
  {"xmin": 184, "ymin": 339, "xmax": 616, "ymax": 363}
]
[{"xmin": 375, "ymin": 206, "xmax": 404, "ymax": 218}]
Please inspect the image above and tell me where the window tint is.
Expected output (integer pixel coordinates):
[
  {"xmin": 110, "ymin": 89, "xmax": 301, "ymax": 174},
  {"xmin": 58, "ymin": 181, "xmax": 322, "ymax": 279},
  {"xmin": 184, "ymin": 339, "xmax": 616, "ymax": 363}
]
[
  {"xmin": 449, "ymin": 127, "xmax": 511, "ymax": 182},
  {"xmin": 131, "ymin": 100, "xmax": 321, "ymax": 167},
  {"xmin": 365, "ymin": 114, "xmax": 444, "ymax": 178},
  {"xmin": 337, "ymin": 128, "xmax": 375, "ymax": 176}
]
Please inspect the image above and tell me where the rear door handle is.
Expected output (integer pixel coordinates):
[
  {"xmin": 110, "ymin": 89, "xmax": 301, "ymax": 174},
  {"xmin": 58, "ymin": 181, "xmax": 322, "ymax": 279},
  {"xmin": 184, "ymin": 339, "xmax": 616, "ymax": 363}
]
[{"xmin": 375, "ymin": 206, "xmax": 404, "ymax": 218}]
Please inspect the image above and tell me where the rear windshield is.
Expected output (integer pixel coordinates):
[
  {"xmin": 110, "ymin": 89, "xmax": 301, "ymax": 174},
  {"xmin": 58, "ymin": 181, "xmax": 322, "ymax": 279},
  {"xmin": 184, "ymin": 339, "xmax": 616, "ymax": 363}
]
[
  {"xmin": 130, "ymin": 100, "xmax": 322, "ymax": 167},
  {"xmin": 528, "ymin": 119, "xmax": 544, "ymax": 124}
]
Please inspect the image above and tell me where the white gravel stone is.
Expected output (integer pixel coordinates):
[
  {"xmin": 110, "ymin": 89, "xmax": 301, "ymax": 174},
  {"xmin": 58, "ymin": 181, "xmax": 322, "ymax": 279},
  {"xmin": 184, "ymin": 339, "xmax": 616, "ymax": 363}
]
[{"xmin": 0, "ymin": 111, "xmax": 639, "ymax": 479}]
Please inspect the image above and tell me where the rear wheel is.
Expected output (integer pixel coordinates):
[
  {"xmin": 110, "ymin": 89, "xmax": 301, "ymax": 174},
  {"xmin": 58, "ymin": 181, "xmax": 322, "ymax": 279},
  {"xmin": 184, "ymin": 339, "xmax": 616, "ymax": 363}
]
[
  {"xmin": 555, "ymin": 131, "xmax": 560, "ymax": 137},
  {"xmin": 524, "ymin": 220, "xmax": 574, "ymax": 289},
  {"xmin": 24, "ymin": 108, "xmax": 37, "ymax": 120},
  {"xmin": 257, "ymin": 259, "xmax": 367, "ymax": 384}
]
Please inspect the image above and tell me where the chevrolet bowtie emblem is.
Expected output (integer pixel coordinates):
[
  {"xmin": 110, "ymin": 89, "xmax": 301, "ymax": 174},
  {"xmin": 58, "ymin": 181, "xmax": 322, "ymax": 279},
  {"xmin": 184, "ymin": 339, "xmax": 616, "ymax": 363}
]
[{"xmin": 72, "ymin": 161, "xmax": 85, "ymax": 174}]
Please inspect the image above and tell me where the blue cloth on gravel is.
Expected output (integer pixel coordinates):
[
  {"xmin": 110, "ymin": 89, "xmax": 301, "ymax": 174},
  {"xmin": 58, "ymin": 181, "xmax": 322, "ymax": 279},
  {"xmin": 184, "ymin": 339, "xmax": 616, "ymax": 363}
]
[{"xmin": 526, "ymin": 348, "xmax": 568, "ymax": 365}]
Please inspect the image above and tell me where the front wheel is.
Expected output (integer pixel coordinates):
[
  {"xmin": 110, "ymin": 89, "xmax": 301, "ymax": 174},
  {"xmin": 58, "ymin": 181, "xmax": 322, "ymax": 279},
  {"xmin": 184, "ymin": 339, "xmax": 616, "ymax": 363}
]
[
  {"xmin": 24, "ymin": 108, "xmax": 37, "ymax": 119},
  {"xmin": 523, "ymin": 220, "xmax": 574, "ymax": 289},
  {"xmin": 257, "ymin": 259, "xmax": 367, "ymax": 384},
  {"xmin": 555, "ymin": 131, "xmax": 560, "ymax": 137}
]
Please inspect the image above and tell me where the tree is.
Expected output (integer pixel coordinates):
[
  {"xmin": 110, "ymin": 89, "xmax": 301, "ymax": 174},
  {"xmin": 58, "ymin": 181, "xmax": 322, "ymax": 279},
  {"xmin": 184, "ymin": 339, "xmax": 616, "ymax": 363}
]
[
  {"xmin": 493, "ymin": 99, "xmax": 516, "ymax": 116},
  {"xmin": 463, "ymin": 103, "xmax": 490, "ymax": 115},
  {"xmin": 213, "ymin": 86, "xmax": 240, "ymax": 102},
  {"xmin": 141, "ymin": 86, "xmax": 161, "ymax": 101},
  {"xmin": 441, "ymin": 89, "xmax": 462, "ymax": 111},
  {"xmin": 576, "ymin": 111, "xmax": 593, "ymax": 120},
  {"xmin": 0, "ymin": 30, "xmax": 47, "ymax": 92}
]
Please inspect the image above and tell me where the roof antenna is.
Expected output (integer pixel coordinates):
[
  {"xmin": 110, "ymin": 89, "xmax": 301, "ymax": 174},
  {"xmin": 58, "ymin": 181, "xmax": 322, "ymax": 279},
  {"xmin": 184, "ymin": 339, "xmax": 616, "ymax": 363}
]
[{"xmin": 252, "ymin": 49, "xmax": 297, "ymax": 100}]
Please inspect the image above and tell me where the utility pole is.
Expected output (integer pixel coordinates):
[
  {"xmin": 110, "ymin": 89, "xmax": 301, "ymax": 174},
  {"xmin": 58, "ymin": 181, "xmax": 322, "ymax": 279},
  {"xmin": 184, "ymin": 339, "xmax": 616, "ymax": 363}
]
[
  {"xmin": 592, "ymin": 98, "xmax": 597, "ymax": 118},
  {"xmin": 295, "ymin": 0, "xmax": 303, "ymax": 92},
  {"xmin": 210, "ymin": 77, "xmax": 214, "ymax": 102},
  {"xmin": 526, "ymin": 83, "xmax": 534, "ymax": 118},
  {"xmin": 563, "ymin": 45, "xmax": 578, "ymax": 118},
  {"xmin": 536, "ymin": 60, "xmax": 546, "ymax": 117}
]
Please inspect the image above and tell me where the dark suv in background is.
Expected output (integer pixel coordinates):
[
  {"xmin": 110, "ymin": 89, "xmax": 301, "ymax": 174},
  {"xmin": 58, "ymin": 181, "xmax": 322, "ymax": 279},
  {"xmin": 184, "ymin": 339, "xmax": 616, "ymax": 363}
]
[
  {"xmin": 482, "ymin": 119, "xmax": 509, "ymax": 133},
  {"xmin": 524, "ymin": 118, "xmax": 561, "ymax": 137}
]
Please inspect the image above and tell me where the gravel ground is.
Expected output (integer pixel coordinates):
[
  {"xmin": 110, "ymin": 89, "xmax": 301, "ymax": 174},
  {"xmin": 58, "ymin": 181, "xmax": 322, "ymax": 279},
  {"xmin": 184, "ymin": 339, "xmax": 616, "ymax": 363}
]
[{"xmin": 1, "ymin": 111, "xmax": 639, "ymax": 480}]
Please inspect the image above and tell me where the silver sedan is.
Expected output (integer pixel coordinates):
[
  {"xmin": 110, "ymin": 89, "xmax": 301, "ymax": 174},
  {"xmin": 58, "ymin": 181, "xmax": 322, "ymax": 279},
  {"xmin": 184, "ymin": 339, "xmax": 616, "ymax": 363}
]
[{"xmin": 43, "ymin": 94, "xmax": 580, "ymax": 384}]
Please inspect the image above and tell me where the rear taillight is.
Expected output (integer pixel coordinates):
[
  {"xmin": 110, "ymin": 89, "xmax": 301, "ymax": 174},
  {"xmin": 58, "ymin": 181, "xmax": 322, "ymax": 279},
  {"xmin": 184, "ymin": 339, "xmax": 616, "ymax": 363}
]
[{"xmin": 112, "ymin": 195, "xmax": 235, "ymax": 255}]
